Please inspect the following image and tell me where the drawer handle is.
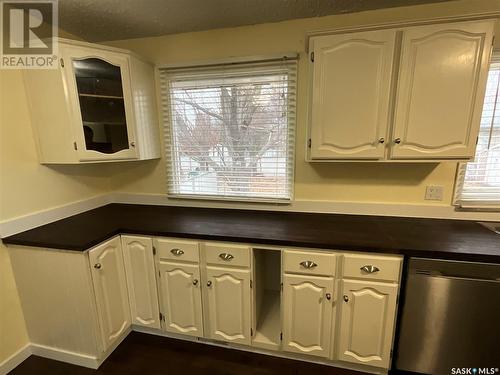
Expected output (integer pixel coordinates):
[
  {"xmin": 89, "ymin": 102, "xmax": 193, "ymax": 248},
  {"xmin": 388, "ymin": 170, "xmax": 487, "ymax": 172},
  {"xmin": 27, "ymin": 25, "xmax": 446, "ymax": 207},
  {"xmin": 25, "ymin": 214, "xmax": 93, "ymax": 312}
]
[
  {"xmin": 207, "ymin": 281, "xmax": 212, "ymax": 287},
  {"xmin": 326, "ymin": 293, "xmax": 331, "ymax": 301},
  {"xmin": 219, "ymin": 253, "xmax": 234, "ymax": 261},
  {"xmin": 300, "ymin": 260, "xmax": 317, "ymax": 269},
  {"xmin": 360, "ymin": 265, "xmax": 380, "ymax": 273},
  {"xmin": 170, "ymin": 248, "xmax": 184, "ymax": 256},
  {"xmin": 343, "ymin": 295, "xmax": 349, "ymax": 303},
  {"xmin": 192, "ymin": 279, "xmax": 199, "ymax": 286},
  {"xmin": 94, "ymin": 263, "xmax": 102, "ymax": 269}
]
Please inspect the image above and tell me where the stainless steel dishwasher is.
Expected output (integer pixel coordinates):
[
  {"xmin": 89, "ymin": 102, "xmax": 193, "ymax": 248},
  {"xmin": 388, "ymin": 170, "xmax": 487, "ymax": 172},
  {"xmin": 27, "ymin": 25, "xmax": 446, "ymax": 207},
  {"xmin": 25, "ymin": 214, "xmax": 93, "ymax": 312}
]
[{"xmin": 396, "ymin": 258, "xmax": 500, "ymax": 375}]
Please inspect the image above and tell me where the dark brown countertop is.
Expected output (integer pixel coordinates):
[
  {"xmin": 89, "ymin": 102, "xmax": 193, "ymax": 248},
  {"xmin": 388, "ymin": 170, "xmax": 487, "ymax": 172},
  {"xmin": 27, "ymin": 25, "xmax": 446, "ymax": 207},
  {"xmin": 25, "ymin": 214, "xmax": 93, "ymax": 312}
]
[{"xmin": 2, "ymin": 203, "xmax": 499, "ymax": 262}]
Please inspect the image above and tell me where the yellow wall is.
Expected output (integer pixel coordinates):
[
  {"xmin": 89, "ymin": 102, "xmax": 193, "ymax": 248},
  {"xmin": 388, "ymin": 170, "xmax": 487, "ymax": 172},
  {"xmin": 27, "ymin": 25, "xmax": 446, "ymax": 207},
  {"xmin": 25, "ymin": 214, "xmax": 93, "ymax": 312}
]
[
  {"xmin": 0, "ymin": 70, "xmax": 112, "ymax": 221},
  {"xmin": 106, "ymin": 0, "xmax": 500, "ymax": 207},
  {"xmin": 0, "ymin": 242, "xmax": 29, "ymax": 363}
]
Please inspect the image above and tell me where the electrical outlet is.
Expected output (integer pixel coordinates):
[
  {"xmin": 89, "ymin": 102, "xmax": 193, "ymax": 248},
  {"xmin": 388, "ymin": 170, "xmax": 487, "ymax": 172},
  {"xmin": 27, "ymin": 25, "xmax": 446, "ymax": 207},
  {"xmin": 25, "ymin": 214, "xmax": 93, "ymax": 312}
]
[{"xmin": 425, "ymin": 185, "xmax": 443, "ymax": 201}]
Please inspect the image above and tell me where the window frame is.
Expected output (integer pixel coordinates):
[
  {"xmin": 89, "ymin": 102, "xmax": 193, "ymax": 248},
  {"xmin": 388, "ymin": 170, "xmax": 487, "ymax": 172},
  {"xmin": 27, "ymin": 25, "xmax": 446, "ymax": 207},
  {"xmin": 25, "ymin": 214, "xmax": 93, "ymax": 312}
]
[
  {"xmin": 159, "ymin": 57, "xmax": 297, "ymax": 203},
  {"xmin": 454, "ymin": 50, "xmax": 500, "ymax": 211}
]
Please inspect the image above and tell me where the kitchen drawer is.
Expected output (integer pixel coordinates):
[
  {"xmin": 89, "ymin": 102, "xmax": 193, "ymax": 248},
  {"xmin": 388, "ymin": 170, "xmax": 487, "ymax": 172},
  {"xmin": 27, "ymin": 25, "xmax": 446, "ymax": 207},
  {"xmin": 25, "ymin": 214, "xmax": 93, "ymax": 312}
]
[
  {"xmin": 155, "ymin": 238, "xmax": 200, "ymax": 263},
  {"xmin": 283, "ymin": 250, "xmax": 336, "ymax": 276},
  {"xmin": 205, "ymin": 242, "xmax": 251, "ymax": 268},
  {"xmin": 343, "ymin": 253, "xmax": 402, "ymax": 282}
]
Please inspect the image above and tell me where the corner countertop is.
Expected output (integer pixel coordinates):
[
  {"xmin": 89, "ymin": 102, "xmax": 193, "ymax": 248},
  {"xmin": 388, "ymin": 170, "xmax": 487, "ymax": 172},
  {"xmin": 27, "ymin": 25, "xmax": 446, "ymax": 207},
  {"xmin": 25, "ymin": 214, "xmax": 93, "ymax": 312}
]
[{"xmin": 2, "ymin": 204, "xmax": 499, "ymax": 263}]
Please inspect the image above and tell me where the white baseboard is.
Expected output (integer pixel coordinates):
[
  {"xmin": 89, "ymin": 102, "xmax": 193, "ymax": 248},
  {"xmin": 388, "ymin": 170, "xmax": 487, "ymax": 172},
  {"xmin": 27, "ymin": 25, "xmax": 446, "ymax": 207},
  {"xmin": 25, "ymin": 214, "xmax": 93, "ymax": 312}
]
[
  {"xmin": 0, "ymin": 194, "xmax": 113, "ymax": 238},
  {"xmin": 0, "ymin": 344, "xmax": 31, "ymax": 375},
  {"xmin": 30, "ymin": 343, "xmax": 99, "ymax": 369},
  {"xmin": 0, "ymin": 329, "xmax": 132, "ymax": 374},
  {"xmin": 1, "ymin": 192, "xmax": 498, "ymax": 238},
  {"xmin": 112, "ymin": 192, "xmax": 500, "ymax": 221}
]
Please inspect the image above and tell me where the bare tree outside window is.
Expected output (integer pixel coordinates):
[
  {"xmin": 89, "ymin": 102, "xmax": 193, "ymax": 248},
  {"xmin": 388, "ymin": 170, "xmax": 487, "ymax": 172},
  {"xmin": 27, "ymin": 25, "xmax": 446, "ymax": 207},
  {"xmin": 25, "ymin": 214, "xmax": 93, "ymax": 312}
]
[{"xmin": 163, "ymin": 62, "xmax": 295, "ymax": 201}]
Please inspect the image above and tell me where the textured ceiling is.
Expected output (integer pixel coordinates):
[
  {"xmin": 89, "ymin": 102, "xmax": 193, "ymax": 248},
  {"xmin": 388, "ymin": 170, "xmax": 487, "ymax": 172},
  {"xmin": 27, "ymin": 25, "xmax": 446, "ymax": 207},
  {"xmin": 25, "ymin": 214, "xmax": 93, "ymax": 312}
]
[{"xmin": 58, "ymin": 0, "xmax": 455, "ymax": 42}]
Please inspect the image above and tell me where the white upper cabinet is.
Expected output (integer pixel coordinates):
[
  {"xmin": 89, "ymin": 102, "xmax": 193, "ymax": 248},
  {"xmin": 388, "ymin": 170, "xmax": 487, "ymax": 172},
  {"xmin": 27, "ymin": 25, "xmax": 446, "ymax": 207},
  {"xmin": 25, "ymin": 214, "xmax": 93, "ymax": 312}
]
[
  {"xmin": 89, "ymin": 237, "xmax": 131, "ymax": 352},
  {"xmin": 308, "ymin": 19, "xmax": 495, "ymax": 162},
  {"xmin": 310, "ymin": 30, "xmax": 396, "ymax": 160},
  {"xmin": 121, "ymin": 235, "xmax": 160, "ymax": 329},
  {"xmin": 391, "ymin": 21, "xmax": 494, "ymax": 159},
  {"xmin": 24, "ymin": 38, "xmax": 160, "ymax": 164}
]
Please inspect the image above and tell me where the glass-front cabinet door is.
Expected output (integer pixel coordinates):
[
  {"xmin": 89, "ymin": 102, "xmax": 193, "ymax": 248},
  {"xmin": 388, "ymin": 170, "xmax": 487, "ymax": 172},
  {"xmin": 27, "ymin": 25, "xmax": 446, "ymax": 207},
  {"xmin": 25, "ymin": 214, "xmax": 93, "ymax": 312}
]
[{"xmin": 62, "ymin": 46, "xmax": 138, "ymax": 161}]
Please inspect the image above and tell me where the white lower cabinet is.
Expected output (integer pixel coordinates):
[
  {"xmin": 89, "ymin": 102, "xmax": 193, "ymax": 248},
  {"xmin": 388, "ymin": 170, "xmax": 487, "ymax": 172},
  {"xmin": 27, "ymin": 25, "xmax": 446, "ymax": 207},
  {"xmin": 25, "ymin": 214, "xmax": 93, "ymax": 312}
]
[
  {"xmin": 158, "ymin": 261, "xmax": 204, "ymax": 337},
  {"xmin": 338, "ymin": 279, "xmax": 398, "ymax": 368},
  {"xmin": 121, "ymin": 235, "xmax": 160, "ymax": 329},
  {"xmin": 282, "ymin": 273, "xmax": 334, "ymax": 358},
  {"xmin": 205, "ymin": 265, "xmax": 252, "ymax": 345},
  {"xmin": 9, "ymin": 235, "xmax": 402, "ymax": 372},
  {"xmin": 89, "ymin": 237, "xmax": 131, "ymax": 352}
]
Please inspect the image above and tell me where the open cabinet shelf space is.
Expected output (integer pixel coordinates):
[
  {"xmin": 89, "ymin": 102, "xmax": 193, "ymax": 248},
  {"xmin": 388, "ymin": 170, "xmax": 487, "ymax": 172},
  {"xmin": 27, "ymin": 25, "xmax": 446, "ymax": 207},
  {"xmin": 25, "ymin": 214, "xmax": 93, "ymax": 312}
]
[{"xmin": 253, "ymin": 248, "xmax": 282, "ymax": 351}]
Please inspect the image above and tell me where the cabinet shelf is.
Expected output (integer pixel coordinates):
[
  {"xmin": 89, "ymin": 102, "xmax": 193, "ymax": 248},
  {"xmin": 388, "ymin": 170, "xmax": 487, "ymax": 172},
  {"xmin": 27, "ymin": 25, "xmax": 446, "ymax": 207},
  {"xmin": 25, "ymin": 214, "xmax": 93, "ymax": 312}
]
[
  {"xmin": 253, "ymin": 289, "xmax": 281, "ymax": 350},
  {"xmin": 78, "ymin": 93, "xmax": 124, "ymax": 99}
]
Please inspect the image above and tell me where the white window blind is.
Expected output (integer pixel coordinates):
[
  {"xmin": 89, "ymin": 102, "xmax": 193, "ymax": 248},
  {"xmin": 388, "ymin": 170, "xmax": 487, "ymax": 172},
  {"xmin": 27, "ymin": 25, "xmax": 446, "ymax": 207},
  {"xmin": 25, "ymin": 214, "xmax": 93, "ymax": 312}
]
[
  {"xmin": 454, "ymin": 52, "xmax": 500, "ymax": 209},
  {"xmin": 160, "ymin": 58, "xmax": 296, "ymax": 202}
]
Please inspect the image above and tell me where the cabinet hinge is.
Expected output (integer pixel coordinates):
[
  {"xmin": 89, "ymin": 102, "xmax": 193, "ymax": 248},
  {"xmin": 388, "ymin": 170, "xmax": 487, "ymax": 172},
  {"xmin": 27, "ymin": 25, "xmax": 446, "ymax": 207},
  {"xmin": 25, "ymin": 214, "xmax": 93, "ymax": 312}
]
[
  {"xmin": 73, "ymin": 141, "xmax": 77, "ymax": 150},
  {"xmin": 251, "ymin": 328, "xmax": 253, "ymax": 337},
  {"xmin": 280, "ymin": 282, "xmax": 283, "ymax": 291},
  {"xmin": 308, "ymin": 138, "xmax": 311, "ymax": 148},
  {"xmin": 280, "ymin": 332, "xmax": 283, "ymax": 341},
  {"xmin": 310, "ymin": 52, "xmax": 314, "ymax": 62},
  {"xmin": 158, "ymin": 270, "xmax": 161, "ymax": 278},
  {"xmin": 396, "ymin": 295, "xmax": 399, "ymax": 305},
  {"xmin": 476, "ymin": 136, "xmax": 479, "ymax": 146},
  {"xmin": 153, "ymin": 246, "xmax": 156, "ymax": 255},
  {"xmin": 60, "ymin": 58, "xmax": 64, "ymax": 67},
  {"xmin": 159, "ymin": 312, "xmax": 163, "ymax": 321},
  {"xmin": 250, "ymin": 280, "xmax": 253, "ymax": 289},
  {"xmin": 390, "ymin": 349, "xmax": 393, "ymax": 359}
]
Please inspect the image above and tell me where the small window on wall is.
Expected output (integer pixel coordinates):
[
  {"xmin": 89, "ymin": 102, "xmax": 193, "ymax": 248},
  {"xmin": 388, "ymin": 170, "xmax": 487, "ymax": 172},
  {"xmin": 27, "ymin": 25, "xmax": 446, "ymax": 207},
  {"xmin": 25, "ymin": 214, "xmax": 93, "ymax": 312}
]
[
  {"xmin": 454, "ymin": 52, "xmax": 500, "ymax": 210},
  {"xmin": 160, "ymin": 57, "xmax": 297, "ymax": 202}
]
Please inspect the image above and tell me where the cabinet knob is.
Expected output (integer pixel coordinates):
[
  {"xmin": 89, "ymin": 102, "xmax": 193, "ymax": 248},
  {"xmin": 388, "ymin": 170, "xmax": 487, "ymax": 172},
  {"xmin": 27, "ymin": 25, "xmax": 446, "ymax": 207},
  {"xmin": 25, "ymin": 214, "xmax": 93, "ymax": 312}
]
[
  {"xmin": 170, "ymin": 248, "xmax": 184, "ymax": 256},
  {"xmin": 378, "ymin": 138, "xmax": 385, "ymax": 144},
  {"xmin": 326, "ymin": 293, "xmax": 331, "ymax": 301},
  {"xmin": 219, "ymin": 253, "xmax": 234, "ymax": 261},
  {"xmin": 343, "ymin": 295, "xmax": 349, "ymax": 302},
  {"xmin": 207, "ymin": 281, "xmax": 212, "ymax": 287},
  {"xmin": 360, "ymin": 265, "xmax": 380, "ymax": 273},
  {"xmin": 192, "ymin": 279, "xmax": 199, "ymax": 286},
  {"xmin": 94, "ymin": 263, "xmax": 102, "ymax": 269},
  {"xmin": 394, "ymin": 138, "xmax": 401, "ymax": 144},
  {"xmin": 300, "ymin": 260, "xmax": 317, "ymax": 269},
  {"xmin": 130, "ymin": 141, "xmax": 136, "ymax": 147}
]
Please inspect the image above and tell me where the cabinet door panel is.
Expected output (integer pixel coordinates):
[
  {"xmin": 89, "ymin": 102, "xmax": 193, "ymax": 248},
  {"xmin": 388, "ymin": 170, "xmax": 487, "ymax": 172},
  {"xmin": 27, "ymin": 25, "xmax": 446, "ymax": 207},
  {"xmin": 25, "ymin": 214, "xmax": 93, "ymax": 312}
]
[
  {"xmin": 89, "ymin": 237, "xmax": 131, "ymax": 352},
  {"xmin": 339, "ymin": 280, "xmax": 398, "ymax": 368},
  {"xmin": 159, "ymin": 262, "xmax": 203, "ymax": 337},
  {"xmin": 283, "ymin": 274, "xmax": 334, "ymax": 358},
  {"xmin": 62, "ymin": 45, "xmax": 138, "ymax": 161},
  {"xmin": 391, "ymin": 21, "xmax": 494, "ymax": 159},
  {"xmin": 121, "ymin": 235, "xmax": 160, "ymax": 328},
  {"xmin": 310, "ymin": 30, "xmax": 396, "ymax": 159},
  {"xmin": 206, "ymin": 266, "xmax": 251, "ymax": 345}
]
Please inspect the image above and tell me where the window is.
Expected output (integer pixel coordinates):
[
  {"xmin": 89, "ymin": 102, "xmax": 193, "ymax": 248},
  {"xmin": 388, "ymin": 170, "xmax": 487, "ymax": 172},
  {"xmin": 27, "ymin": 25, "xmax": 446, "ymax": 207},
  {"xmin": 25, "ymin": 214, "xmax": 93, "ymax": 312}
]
[
  {"xmin": 454, "ymin": 52, "xmax": 500, "ymax": 209},
  {"xmin": 160, "ymin": 58, "xmax": 296, "ymax": 202}
]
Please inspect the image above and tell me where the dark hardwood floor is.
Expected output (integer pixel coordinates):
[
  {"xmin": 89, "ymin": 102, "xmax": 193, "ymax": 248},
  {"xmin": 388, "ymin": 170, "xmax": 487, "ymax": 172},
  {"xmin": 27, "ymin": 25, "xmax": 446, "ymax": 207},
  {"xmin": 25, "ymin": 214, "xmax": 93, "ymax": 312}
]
[{"xmin": 9, "ymin": 332, "xmax": 366, "ymax": 375}]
